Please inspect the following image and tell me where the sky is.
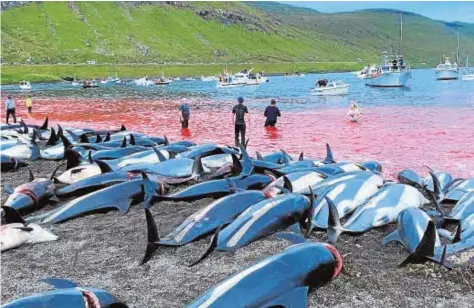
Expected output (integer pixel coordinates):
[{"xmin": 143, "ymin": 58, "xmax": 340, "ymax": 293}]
[{"xmin": 279, "ymin": 1, "xmax": 474, "ymax": 23}]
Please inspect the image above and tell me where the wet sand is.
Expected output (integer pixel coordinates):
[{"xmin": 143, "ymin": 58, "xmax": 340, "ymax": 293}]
[{"xmin": 1, "ymin": 159, "xmax": 473, "ymax": 307}]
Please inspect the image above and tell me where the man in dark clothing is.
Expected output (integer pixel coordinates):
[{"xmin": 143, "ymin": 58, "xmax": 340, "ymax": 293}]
[
  {"xmin": 178, "ymin": 103, "xmax": 190, "ymax": 128},
  {"xmin": 232, "ymin": 97, "xmax": 249, "ymax": 147},
  {"xmin": 264, "ymin": 99, "xmax": 281, "ymax": 127}
]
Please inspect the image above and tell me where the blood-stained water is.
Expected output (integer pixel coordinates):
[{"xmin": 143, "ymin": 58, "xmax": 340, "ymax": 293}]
[{"xmin": 7, "ymin": 96, "xmax": 474, "ymax": 179}]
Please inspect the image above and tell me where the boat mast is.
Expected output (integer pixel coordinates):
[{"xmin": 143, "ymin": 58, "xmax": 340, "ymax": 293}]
[
  {"xmin": 400, "ymin": 13, "xmax": 403, "ymax": 55},
  {"xmin": 456, "ymin": 32, "xmax": 460, "ymax": 64}
]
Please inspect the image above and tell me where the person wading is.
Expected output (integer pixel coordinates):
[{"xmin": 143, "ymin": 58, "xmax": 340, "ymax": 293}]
[
  {"xmin": 264, "ymin": 99, "xmax": 281, "ymax": 127},
  {"xmin": 5, "ymin": 95, "xmax": 16, "ymax": 124},
  {"xmin": 232, "ymin": 97, "xmax": 249, "ymax": 147},
  {"xmin": 178, "ymin": 102, "xmax": 191, "ymax": 128},
  {"xmin": 25, "ymin": 95, "xmax": 33, "ymax": 114}
]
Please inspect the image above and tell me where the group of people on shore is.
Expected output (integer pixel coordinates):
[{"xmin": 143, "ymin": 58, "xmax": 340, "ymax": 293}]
[{"xmin": 4, "ymin": 95, "xmax": 33, "ymax": 124}]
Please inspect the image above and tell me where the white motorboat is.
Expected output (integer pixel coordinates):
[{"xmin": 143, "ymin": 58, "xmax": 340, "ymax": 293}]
[
  {"xmin": 353, "ymin": 65, "xmax": 377, "ymax": 79},
  {"xmin": 19, "ymin": 81, "xmax": 31, "ymax": 90},
  {"xmin": 462, "ymin": 56, "xmax": 474, "ymax": 81},
  {"xmin": 246, "ymin": 72, "xmax": 269, "ymax": 85},
  {"xmin": 435, "ymin": 58, "xmax": 459, "ymax": 80},
  {"xmin": 310, "ymin": 81, "xmax": 350, "ymax": 96},
  {"xmin": 184, "ymin": 77, "xmax": 196, "ymax": 81},
  {"xmin": 217, "ymin": 69, "xmax": 251, "ymax": 88},
  {"xmin": 134, "ymin": 77, "xmax": 154, "ymax": 86}
]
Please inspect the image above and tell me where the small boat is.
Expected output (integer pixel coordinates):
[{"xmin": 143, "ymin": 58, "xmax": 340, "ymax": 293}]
[
  {"xmin": 71, "ymin": 81, "xmax": 80, "ymax": 86},
  {"xmin": 310, "ymin": 81, "xmax": 350, "ymax": 96},
  {"xmin": 82, "ymin": 81, "xmax": 99, "ymax": 88},
  {"xmin": 134, "ymin": 77, "xmax": 154, "ymax": 86},
  {"xmin": 19, "ymin": 81, "xmax": 31, "ymax": 90},
  {"xmin": 174, "ymin": 77, "xmax": 181, "ymax": 81},
  {"xmin": 218, "ymin": 69, "xmax": 251, "ymax": 87},
  {"xmin": 246, "ymin": 72, "xmax": 269, "ymax": 85},
  {"xmin": 462, "ymin": 56, "xmax": 474, "ymax": 81},
  {"xmin": 155, "ymin": 77, "xmax": 172, "ymax": 85},
  {"xmin": 184, "ymin": 77, "xmax": 196, "ymax": 81},
  {"xmin": 353, "ymin": 65, "xmax": 377, "ymax": 79},
  {"xmin": 435, "ymin": 58, "xmax": 459, "ymax": 80}
]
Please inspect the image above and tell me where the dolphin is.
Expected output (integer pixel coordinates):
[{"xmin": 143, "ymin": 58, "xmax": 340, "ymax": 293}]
[
  {"xmin": 186, "ymin": 243, "xmax": 341, "ymax": 308},
  {"xmin": 54, "ymin": 152, "xmax": 104, "ymax": 185},
  {"xmin": 91, "ymin": 145, "xmax": 149, "ymax": 160},
  {"xmin": 0, "ymin": 206, "xmax": 58, "ymax": 252},
  {"xmin": 189, "ymin": 191, "xmax": 314, "ymax": 267},
  {"xmin": 1, "ymin": 154, "xmax": 27, "ymax": 171},
  {"xmin": 176, "ymin": 144, "xmax": 239, "ymax": 159},
  {"xmin": 446, "ymin": 191, "xmax": 474, "ymax": 221},
  {"xmin": 0, "ymin": 116, "xmax": 48, "ymax": 131},
  {"xmin": 3, "ymin": 165, "xmax": 62, "ymax": 212},
  {"xmin": 361, "ymin": 161, "xmax": 383, "ymax": 174},
  {"xmin": 27, "ymin": 173, "xmax": 160, "ymax": 225},
  {"xmin": 140, "ymin": 185, "xmax": 270, "ymax": 265},
  {"xmin": 382, "ymin": 208, "xmax": 450, "ymax": 268},
  {"xmin": 0, "ymin": 132, "xmax": 41, "ymax": 161},
  {"xmin": 1, "ymin": 278, "xmax": 127, "ymax": 308},
  {"xmin": 311, "ymin": 171, "xmax": 384, "ymax": 196},
  {"xmin": 423, "ymin": 168, "xmax": 453, "ymax": 193},
  {"xmin": 443, "ymin": 178, "xmax": 474, "ymax": 202},
  {"xmin": 327, "ymin": 184, "xmax": 429, "ymax": 243},
  {"xmin": 265, "ymin": 171, "xmax": 327, "ymax": 195},
  {"xmin": 311, "ymin": 178, "xmax": 380, "ymax": 229},
  {"xmin": 149, "ymin": 174, "xmax": 274, "ymax": 204}
]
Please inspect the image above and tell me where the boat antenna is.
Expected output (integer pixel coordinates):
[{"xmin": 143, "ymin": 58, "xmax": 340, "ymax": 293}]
[{"xmin": 457, "ymin": 32, "xmax": 460, "ymax": 65}]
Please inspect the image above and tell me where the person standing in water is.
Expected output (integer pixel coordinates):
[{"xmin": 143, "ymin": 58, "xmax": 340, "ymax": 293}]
[
  {"xmin": 347, "ymin": 102, "xmax": 362, "ymax": 122},
  {"xmin": 25, "ymin": 95, "xmax": 33, "ymax": 114},
  {"xmin": 232, "ymin": 96, "xmax": 249, "ymax": 147},
  {"xmin": 264, "ymin": 99, "xmax": 281, "ymax": 127},
  {"xmin": 178, "ymin": 102, "xmax": 190, "ymax": 128},
  {"xmin": 5, "ymin": 95, "xmax": 16, "ymax": 124}
]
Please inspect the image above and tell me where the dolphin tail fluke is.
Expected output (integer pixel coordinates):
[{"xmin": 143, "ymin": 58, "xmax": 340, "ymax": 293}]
[
  {"xmin": 188, "ymin": 225, "xmax": 221, "ymax": 267},
  {"xmin": 46, "ymin": 127, "xmax": 58, "ymax": 146},
  {"xmin": 140, "ymin": 208, "xmax": 160, "ymax": 266},
  {"xmin": 323, "ymin": 143, "xmax": 335, "ymax": 164},
  {"xmin": 326, "ymin": 197, "xmax": 345, "ymax": 243},
  {"xmin": 39, "ymin": 117, "xmax": 49, "ymax": 130}
]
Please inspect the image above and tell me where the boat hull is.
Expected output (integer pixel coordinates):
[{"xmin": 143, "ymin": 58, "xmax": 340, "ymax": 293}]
[
  {"xmin": 463, "ymin": 74, "xmax": 474, "ymax": 81},
  {"xmin": 435, "ymin": 70, "xmax": 459, "ymax": 80},
  {"xmin": 310, "ymin": 85, "xmax": 349, "ymax": 96},
  {"xmin": 365, "ymin": 72, "xmax": 410, "ymax": 87}
]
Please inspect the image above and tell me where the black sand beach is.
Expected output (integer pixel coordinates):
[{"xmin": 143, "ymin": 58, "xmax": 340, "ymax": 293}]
[{"xmin": 1, "ymin": 160, "xmax": 473, "ymax": 307}]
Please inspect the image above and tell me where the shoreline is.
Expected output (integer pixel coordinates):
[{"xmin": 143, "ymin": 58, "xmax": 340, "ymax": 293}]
[{"xmin": 0, "ymin": 62, "xmax": 363, "ymax": 85}]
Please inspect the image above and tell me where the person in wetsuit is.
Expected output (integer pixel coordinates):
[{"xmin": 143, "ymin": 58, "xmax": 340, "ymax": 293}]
[
  {"xmin": 264, "ymin": 99, "xmax": 281, "ymax": 127},
  {"xmin": 232, "ymin": 97, "xmax": 249, "ymax": 147},
  {"xmin": 178, "ymin": 102, "xmax": 191, "ymax": 128}
]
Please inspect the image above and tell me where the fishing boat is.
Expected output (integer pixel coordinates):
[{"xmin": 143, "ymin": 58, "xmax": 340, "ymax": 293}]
[
  {"xmin": 462, "ymin": 56, "xmax": 474, "ymax": 81},
  {"xmin": 101, "ymin": 75, "xmax": 122, "ymax": 84},
  {"xmin": 365, "ymin": 14, "xmax": 410, "ymax": 87},
  {"xmin": 310, "ymin": 81, "xmax": 350, "ymax": 96},
  {"xmin": 184, "ymin": 77, "xmax": 196, "ymax": 81},
  {"xmin": 435, "ymin": 57, "xmax": 459, "ymax": 80},
  {"xmin": 246, "ymin": 72, "xmax": 269, "ymax": 85},
  {"xmin": 82, "ymin": 81, "xmax": 99, "ymax": 88},
  {"xmin": 155, "ymin": 77, "xmax": 171, "ymax": 85},
  {"xmin": 134, "ymin": 77, "xmax": 154, "ymax": 86},
  {"xmin": 19, "ymin": 81, "xmax": 31, "ymax": 90},
  {"xmin": 217, "ymin": 69, "xmax": 250, "ymax": 88},
  {"xmin": 353, "ymin": 65, "xmax": 377, "ymax": 79}
]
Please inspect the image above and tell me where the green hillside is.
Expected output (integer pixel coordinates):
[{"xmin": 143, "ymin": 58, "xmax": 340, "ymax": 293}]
[{"xmin": 2, "ymin": 1, "xmax": 473, "ymax": 67}]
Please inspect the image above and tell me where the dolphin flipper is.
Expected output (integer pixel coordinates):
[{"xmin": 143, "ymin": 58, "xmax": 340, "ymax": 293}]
[
  {"xmin": 189, "ymin": 225, "xmax": 221, "ymax": 267},
  {"xmin": 274, "ymin": 232, "xmax": 306, "ymax": 244},
  {"xmin": 266, "ymin": 286, "xmax": 309, "ymax": 308},
  {"xmin": 3, "ymin": 183, "xmax": 15, "ymax": 195},
  {"xmin": 41, "ymin": 278, "xmax": 78, "ymax": 289},
  {"xmin": 140, "ymin": 208, "xmax": 160, "ymax": 266},
  {"xmin": 382, "ymin": 230, "xmax": 403, "ymax": 246},
  {"xmin": 326, "ymin": 197, "xmax": 346, "ymax": 243}
]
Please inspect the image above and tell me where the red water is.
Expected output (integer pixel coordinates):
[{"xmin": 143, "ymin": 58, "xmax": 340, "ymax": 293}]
[{"xmin": 6, "ymin": 97, "xmax": 474, "ymax": 179}]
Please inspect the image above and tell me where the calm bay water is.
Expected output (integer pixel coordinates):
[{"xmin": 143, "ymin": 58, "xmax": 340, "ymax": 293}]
[{"xmin": 2, "ymin": 69, "xmax": 473, "ymax": 178}]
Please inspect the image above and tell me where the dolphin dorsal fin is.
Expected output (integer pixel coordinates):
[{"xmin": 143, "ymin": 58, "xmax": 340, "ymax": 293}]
[
  {"xmin": 104, "ymin": 132, "xmax": 111, "ymax": 142},
  {"xmin": 129, "ymin": 134, "xmax": 136, "ymax": 146},
  {"xmin": 120, "ymin": 124, "xmax": 127, "ymax": 131},
  {"xmin": 94, "ymin": 160, "xmax": 113, "ymax": 174},
  {"xmin": 40, "ymin": 278, "xmax": 78, "ymax": 289},
  {"xmin": 95, "ymin": 134, "xmax": 103, "ymax": 143},
  {"xmin": 120, "ymin": 137, "xmax": 127, "ymax": 148},
  {"xmin": 1, "ymin": 206, "xmax": 26, "ymax": 224},
  {"xmin": 324, "ymin": 143, "xmax": 335, "ymax": 164},
  {"xmin": 256, "ymin": 151, "xmax": 263, "ymax": 160},
  {"xmin": 39, "ymin": 117, "xmax": 49, "ymax": 130},
  {"xmin": 152, "ymin": 147, "xmax": 167, "ymax": 161}
]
